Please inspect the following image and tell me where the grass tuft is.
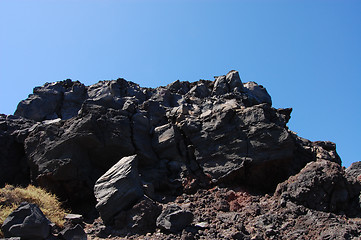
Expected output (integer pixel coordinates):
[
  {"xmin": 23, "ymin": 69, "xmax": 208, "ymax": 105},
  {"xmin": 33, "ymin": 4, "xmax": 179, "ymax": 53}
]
[{"xmin": 0, "ymin": 184, "xmax": 68, "ymax": 237}]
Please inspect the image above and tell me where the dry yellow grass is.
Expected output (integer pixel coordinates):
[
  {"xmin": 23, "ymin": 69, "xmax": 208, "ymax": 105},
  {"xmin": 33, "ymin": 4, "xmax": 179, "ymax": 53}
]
[{"xmin": 0, "ymin": 184, "xmax": 68, "ymax": 236}]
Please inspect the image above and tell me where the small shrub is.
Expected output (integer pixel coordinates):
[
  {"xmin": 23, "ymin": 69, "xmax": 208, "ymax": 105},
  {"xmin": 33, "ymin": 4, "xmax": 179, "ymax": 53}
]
[{"xmin": 0, "ymin": 184, "xmax": 68, "ymax": 237}]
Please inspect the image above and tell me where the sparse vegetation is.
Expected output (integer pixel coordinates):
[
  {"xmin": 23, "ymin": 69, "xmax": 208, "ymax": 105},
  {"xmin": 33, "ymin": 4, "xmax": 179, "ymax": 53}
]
[{"xmin": 0, "ymin": 184, "xmax": 67, "ymax": 236}]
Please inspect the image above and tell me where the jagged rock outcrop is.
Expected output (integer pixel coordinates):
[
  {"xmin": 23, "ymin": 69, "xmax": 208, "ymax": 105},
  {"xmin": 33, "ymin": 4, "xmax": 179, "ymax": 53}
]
[
  {"xmin": 15, "ymin": 80, "xmax": 87, "ymax": 121},
  {"xmin": 1, "ymin": 70, "xmax": 359, "ymax": 239},
  {"xmin": 8, "ymin": 70, "xmax": 306, "ymax": 206},
  {"xmin": 346, "ymin": 161, "xmax": 361, "ymax": 181}
]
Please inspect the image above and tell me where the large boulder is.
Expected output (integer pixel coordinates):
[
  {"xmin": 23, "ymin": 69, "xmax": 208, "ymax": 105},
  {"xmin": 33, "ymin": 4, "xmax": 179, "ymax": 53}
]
[
  {"xmin": 1, "ymin": 202, "xmax": 51, "ymax": 239},
  {"xmin": 94, "ymin": 155, "xmax": 144, "ymax": 224},
  {"xmin": 275, "ymin": 160, "xmax": 361, "ymax": 216}
]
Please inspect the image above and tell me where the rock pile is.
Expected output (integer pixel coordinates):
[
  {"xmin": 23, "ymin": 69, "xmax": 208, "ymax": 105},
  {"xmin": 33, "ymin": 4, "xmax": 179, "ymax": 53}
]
[{"xmin": 1, "ymin": 70, "xmax": 360, "ymax": 239}]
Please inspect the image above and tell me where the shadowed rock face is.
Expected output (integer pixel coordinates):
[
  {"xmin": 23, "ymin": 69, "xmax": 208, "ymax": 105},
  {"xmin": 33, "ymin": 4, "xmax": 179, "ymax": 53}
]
[
  {"xmin": 0, "ymin": 115, "xmax": 34, "ymax": 187},
  {"xmin": 275, "ymin": 159, "xmax": 361, "ymax": 217},
  {"xmin": 1, "ymin": 202, "xmax": 51, "ymax": 239},
  {"xmin": 1, "ymin": 71, "xmax": 358, "ymax": 239},
  {"xmin": 2, "ymin": 71, "xmax": 342, "ymax": 203}
]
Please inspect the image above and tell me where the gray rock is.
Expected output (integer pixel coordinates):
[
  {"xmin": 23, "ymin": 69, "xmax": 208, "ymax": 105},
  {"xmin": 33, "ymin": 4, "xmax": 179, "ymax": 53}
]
[
  {"xmin": 1, "ymin": 202, "xmax": 51, "ymax": 239},
  {"xmin": 156, "ymin": 205, "xmax": 193, "ymax": 233},
  {"xmin": 243, "ymin": 81, "xmax": 272, "ymax": 105},
  {"xmin": 178, "ymin": 100, "xmax": 296, "ymax": 191},
  {"xmin": 167, "ymin": 80, "xmax": 191, "ymax": 95},
  {"xmin": 188, "ymin": 83, "xmax": 210, "ymax": 98},
  {"xmin": 312, "ymin": 141, "xmax": 341, "ymax": 165},
  {"xmin": 64, "ymin": 214, "xmax": 83, "ymax": 228},
  {"xmin": 0, "ymin": 115, "xmax": 37, "ymax": 187},
  {"xmin": 275, "ymin": 160, "xmax": 361, "ymax": 216},
  {"xmin": 152, "ymin": 123, "xmax": 184, "ymax": 163},
  {"xmin": 94, "ymin": 155, "xmax": 144, "ymax": 224},
  {"xmin": 3, "ymin": 70, "xmax": 347, "ymax": 215},
  {"xmin": 149, "ymin": 87, "xmax": 183, "ymax": 108},
  {"xmin": 346, "ymin": 161, "xmax": 361, "ymax": 181},
  {"xmin": 2, "ymin": 70, "xmax": 360, "ymax": 239},
  {"xmin": 142, "ymin": 100, "xmax": 168, "ymax": 127},
  {"xmin": 212, "ymin": 75, "xmax": 229, "ymax": 95},
  {"xmin": 226, "ymin": 70, "xmax": 244, "ymax": 92},
  {"xmin": 61, "ymin": 84, "xmax": 87, "ymax": 120},
  {"xmin": 132, "ymin": 112, "xmax": 158, "ymax": 167},
  {"xmin": 24, "ymin": 105, "xmax": 135, "ymax": 208},
  {"xmin": 113, "ymin": 196, "xmax": 162, "ymax": 234},
  {"xmin": 14, "ymin": 78, "xmax": 148, "ymax": 122},
  {"xmin": 60, "ymin": 224, "xmax": 87, "ymax": 240},
  {"xmin": 211, "ymin": 70, "xmax": 243, "ymax": 96},
  {"xmin": 15, "ymin": 80, "xmax": 86, "ymax": 121}
]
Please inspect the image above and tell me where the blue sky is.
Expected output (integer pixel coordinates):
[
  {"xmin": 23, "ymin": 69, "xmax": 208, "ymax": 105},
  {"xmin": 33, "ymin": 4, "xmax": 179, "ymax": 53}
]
[{"xmin": 0, "ymin": 0, "xmax": 360, "ymax": 167}]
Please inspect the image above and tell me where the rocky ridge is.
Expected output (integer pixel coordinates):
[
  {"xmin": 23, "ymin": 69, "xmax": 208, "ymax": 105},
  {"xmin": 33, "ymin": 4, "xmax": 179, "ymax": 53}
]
[{"xmin": 1, "ymin": 70, "xmax": 360, "ymax": 239}]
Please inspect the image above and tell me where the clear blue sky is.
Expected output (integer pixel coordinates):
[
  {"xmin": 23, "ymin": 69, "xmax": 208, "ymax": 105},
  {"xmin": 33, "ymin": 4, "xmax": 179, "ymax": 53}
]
[{"xmin": 1, "ymin": 0, "xmax": 360, "ymax": 167}]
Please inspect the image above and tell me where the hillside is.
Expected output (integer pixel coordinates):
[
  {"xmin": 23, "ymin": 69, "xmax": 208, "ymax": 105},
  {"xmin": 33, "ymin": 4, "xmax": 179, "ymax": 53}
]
[{"xmin": 1, "ymin": 70, "xmax": 360, "ymax": 239}]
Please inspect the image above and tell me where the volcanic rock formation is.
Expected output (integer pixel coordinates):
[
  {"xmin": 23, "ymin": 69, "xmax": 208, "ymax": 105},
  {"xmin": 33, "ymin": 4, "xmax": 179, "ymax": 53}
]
[{"xmin": 1, "ymin": 70, "xmax": 360, "ymax": 239}]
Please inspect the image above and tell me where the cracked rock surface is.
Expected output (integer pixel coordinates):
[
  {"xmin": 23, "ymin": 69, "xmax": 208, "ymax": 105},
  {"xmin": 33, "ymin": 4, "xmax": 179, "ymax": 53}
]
[{"xmin": 1, "ymin": 70, "xmax": 360, "ymax": 239}]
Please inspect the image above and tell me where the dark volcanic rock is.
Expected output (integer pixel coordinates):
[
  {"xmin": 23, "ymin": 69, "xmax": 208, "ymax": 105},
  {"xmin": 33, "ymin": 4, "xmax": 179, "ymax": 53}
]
[
  {"xmin": 176, "ymin": 100, "xmax": 296, "ymax": 191},
  {"xmin": 60, "ymin": 224, "xmax": 87, "ymax": 240},
  {"xmin": 8, "ymin": 71, "xmax": 345, "ymax": 203},
  {"xmin": 0, "ymin": 115, "xmax": 35, "ymax": 187},
  {"xmin": 113, "ymin": 196, "xmax": 162, "ymax": 234},
  {"xmin": 94, "ymin": 155, "xmax": 144, "ymax": 224},
  {"xmin": 15, "ymin": 80, "xmax": 86, "ymax": 121},
  {"xmin": 156, "ymin": 205, "xmax": 193, "ymax": 233},
  {"xmin": 346, "ymin": 161, "xmax": 361, "ymax": 181},
  {"xmin": 14, "ymin": 70, "xmax": 335, "ymax": 200},
  {"xmin": 24, "ymin": 105, "xmax": 135, "ymax": 210},
  {"xmin": 275, "ymin": 159, "xmax": 361, "ymax": 216},
  {"xmin": 1, "ymin": 202, "xmax": 51, "ymax": 239},
  {"xmin": 2, "ymin": 70, "xmax": 358, "ymax": 239}
]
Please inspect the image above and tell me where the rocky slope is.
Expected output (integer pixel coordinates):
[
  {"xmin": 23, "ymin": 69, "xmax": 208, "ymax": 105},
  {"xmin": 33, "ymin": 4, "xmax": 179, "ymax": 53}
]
[{"xmin": 1, "ymin": 70, "xmax": 360, "ymax": 239}]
